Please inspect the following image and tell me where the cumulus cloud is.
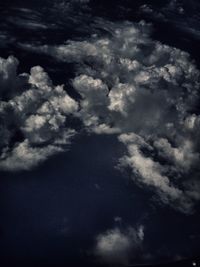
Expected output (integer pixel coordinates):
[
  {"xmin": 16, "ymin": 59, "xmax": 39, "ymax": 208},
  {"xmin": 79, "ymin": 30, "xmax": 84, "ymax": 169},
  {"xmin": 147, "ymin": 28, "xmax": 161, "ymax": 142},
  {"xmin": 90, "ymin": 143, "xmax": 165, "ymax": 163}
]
[
  {"xmin": 95, "ymin": 225, "xmax": 144, "ymax": 265},
  {"xmin": 118, "ymin": 133, "xmax": 195, "ymax": 213},
  {"xmin": 30, "ymin": 20, "xmax": 200, "ymax": 212},
  {"xmin": 0, "ymin": 57, "xmax": 78, "ymax": 171},
  {"xmin": 0, "ymin": 139, "xmax": 63, "ymax": 171},
  {"xmin": 2, "ymin": 20, "xmax": 200, "ymax": 213}
]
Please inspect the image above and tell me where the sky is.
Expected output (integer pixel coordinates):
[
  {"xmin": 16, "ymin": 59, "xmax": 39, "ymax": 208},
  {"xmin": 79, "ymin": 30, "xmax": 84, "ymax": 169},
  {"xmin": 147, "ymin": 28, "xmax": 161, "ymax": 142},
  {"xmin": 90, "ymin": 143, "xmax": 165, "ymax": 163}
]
[{"xmin": 0, "ymin": 1, "xmax": 200, "ymax": 266}]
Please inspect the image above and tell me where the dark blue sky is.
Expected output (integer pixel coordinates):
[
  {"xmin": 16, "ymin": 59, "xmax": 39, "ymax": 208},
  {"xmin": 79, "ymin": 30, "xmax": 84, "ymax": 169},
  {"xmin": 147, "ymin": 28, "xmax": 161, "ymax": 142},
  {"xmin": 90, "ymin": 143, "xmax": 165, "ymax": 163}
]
[
  {"xmin": 0, "ymin": 134, "xmax": 200, "ymax": 265},
  {"xmin": 0, "ymin": 1, "xmax": 200, "ymax": 266}
]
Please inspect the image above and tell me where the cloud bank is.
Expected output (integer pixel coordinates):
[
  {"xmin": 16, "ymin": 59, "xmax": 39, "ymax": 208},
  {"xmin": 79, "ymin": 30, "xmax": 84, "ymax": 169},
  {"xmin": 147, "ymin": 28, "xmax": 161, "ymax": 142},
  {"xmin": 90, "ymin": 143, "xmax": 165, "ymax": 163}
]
[
  {"xmin": 30, "ymin": 20, "xmax": 200, "ymax": 213},
  {"xmin": 1, "ymin": 20, "xmax": 200, "ymax": 213}
]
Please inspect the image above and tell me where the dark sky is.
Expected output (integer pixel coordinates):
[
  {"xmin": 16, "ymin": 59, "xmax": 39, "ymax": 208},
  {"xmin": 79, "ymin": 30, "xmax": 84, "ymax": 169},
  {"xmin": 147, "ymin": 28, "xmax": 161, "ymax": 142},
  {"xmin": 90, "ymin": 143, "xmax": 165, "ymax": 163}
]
[{"xmin": 0, "ymin": 1, "xmax": 200, "ymax": 266}]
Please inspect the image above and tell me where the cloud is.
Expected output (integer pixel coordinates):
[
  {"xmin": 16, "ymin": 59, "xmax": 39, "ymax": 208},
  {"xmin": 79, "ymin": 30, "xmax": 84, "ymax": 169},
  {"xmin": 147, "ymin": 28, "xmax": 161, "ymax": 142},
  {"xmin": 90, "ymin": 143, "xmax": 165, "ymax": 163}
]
[
  {"xmin": 95, "ymin": 225, "xmax": 144, "ymax": 265},
  {"xmin": 0, "ymin": 57, "xmax": 78, "ymax": 171},
  {"xmin": 0, "ymin": 139, "xmax": 64, "ymax": 171},
  {"xmin": 71, "ymin": 0, "xmax": 90, "ymax": 2},
  {"xmin": 51, "ymin": 0, "xmax": 90, "ymax": 19},
  {"xmin": 0, "ymin": 56, "xmax": 19, "ymax": 96},
  {"xmin": 31, "ymin": 20, "xmax": 200, "ymax": 212},
  {"xmin": 139, "ymin": 0, "xmax": 200, "ymax": 39},
  {"xmin": 72, "ymin": 74, "xmax": 120, "ymax": 134},
  {"xmin": 118, "ymin": 133, "xmax": 194, "ymax": 213},
  {"xmin": 2, "ymin": 20, "xmax": 200, "ymax": 213},
  {"xmin": 153, "ymin": 137, "xmax": 199, "ymax": 171},
  {"xmin": 6, "ymin": 17, "xmax": 48, "ymax": 30},
  {"xmin": 3, "ymin": 7, "xmax": 56, "ymax": 33}
]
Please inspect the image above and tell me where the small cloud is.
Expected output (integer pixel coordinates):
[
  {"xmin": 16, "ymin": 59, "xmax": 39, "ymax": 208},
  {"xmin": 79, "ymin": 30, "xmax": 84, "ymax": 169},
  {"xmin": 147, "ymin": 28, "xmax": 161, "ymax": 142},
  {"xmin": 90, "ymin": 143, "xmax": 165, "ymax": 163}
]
[{"xmin": 94, "ymin": 225, "xmax": 144, "ymax": 265}]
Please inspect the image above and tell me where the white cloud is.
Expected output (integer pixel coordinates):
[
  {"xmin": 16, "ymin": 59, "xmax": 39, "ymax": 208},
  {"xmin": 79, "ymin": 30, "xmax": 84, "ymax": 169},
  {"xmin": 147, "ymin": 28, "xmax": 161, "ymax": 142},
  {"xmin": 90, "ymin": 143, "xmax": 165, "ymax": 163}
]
[
  {"xmin": 1, "ymin": 20, "xmax": 200, "ymax": 213},
  {"xmin": 95, "ymin": 225, "xmax": 144, "ymax": 265},
  {"xmin": 32, "ymin": 21, "xmax": 199, "ymax": 132},
  {"xmin": 34, "ymin": 20, "xmax": 200, "ymax": 213},
  {"xmin": 0, "ymin": 139, "xmax": 63, "ymax": 171},
  {"xmin": 118, "ymin": 133, "xmax": 194, "ymax": 213},
  {"xmin": 0, "ymin": 57, "xmax": 78, "ymax": 171},
  {"xmin": 153, "ymin": 138, "xmax": 199, "ymax": 171}
]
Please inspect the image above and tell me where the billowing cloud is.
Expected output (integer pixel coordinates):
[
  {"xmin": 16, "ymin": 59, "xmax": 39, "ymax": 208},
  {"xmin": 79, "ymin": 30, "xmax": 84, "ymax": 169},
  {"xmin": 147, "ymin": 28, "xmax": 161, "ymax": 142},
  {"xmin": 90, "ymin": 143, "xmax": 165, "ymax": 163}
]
[
  {"xmin": 0, "ymin": 57, "xmax": 78, "ymax": 171},
  {"xmin": 1, "ymin": 20, "xmax": 200, "ymax": 213},
  {"xmin": 30, "ymin": 20, "xmax": 200, "ymax": 212},
  {"xmin": 118, "ymin": 133, "xmax": 196, "ymax": 213},
  {"xmin": 95, "ymin": 225, "xmax": 144, "ymax": 265}
]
